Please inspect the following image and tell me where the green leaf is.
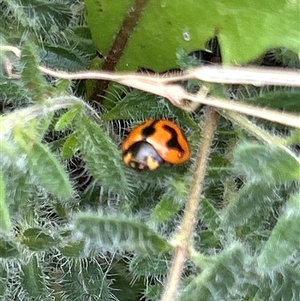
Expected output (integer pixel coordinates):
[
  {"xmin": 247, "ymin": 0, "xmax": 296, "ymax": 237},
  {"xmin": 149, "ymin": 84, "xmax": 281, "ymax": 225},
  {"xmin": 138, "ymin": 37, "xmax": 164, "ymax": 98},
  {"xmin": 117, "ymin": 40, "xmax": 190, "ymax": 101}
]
[
  {"xmin": 0, "ymin": 266, "xmax": 8, "ymax": 298},
  {"xmin": 74, "ymin": 213, "xmax": 172, "ymax": 254},
  {"xmin": 222, "ymin": 183, "xmax": 277, "ymax": 229},
  {"xmin": 233, "ymin": 143, "xmax": 300, "ymax": 183},
  {"xmin": 247, "ymin": 90, "xmax": 300, "ymax": 112},
  {"xmin": 62, "ymin": 260, "xmax": 112, "ymax": 301},
  {"xmin": 20, "ymin": 256, "xmax": 48, "ymax": 298},
  {"xmin": 76, "ymin": 114, "xmax": 128, "ymax": 193},
  {"xmin": 21, "ymin": 228, "xmax": 58, "ymax": 251},
  {"xmin": 59, "ymin": 239, "xmax": 85, "ymax": 258},
  {"xmin": 14, "ymin": 127, "xmax": 73, "ymax": 198},
  {"xmin": 55, "ymin": 103, "xmax": 82, "ymax": 131},
  {"xmin": 258, "ymin": 193, "xmax": 300, "ymax": 270},
  {"xmin": 129, "ymin": 254, "xmax": 169, "ymax": 277},
  {"xmin": 0, "ymin": 239, "xmax": 19, "ymax": 258},
  {"xmin": 40, "ymin": 44, "xmax": 90, "ymax": 71},
  {"xmin": 200, "ymin": 198, "xmax": 220, "ymax": 231},
  {"xmin": 150, "ymin": 197, "xmax": 183, "ymax": 223},
  {"xmin": 179, "ymin": 244, "xmax": 247, "ymax": 301},
  {"xmin": 0, "ymin": 173, "xmax": 12, "ymax": 233},
  {"xmin": 103, "ymin": 89, "xmax": 196, "ymax": 127},
  {"xmin": 85, "ymin": 0, "xmax": 299, "ymax": 70},
  {"xmin": 20, "ymin": 43, "xmax": 52, "ymax": 101},
  {"xmin": 62, "ymin": 134, "xmax": 79, "ymax": 159}
]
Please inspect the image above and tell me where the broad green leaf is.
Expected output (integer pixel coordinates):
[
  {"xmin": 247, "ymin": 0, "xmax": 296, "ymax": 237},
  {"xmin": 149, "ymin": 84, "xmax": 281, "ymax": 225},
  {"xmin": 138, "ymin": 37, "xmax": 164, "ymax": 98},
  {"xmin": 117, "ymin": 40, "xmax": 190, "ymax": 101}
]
[
  {"xmin": 74, "ymin": 213, "xmax": 172, "ymax": 254},
  {"xmin": 258, "ymin": 193, "xmax": 300, "ymax": 270},
  {"xmin": 76, "ymin": 114, "xmax": 128, "ymax": 193},
  {"xmin": 0, "ymin": 173, "xmax": 12, "ymax": 233},
  {"xmin": 85, "ymin": 0, "xmax": 299, "ymax": 71},
  {"xmin": 233, "ymin": 143, "xmax": 300, "ymax": 183},
  {"xmin": 20, "ymin": 256, "xmax": 48, "ymax": 298},
  {"xmin": 14, "ymin": 127, "xmax": 73, "ymax": 198},
  {"xmin": 21, "ymin": 228, "xmax": 58, "ymax": 251}
]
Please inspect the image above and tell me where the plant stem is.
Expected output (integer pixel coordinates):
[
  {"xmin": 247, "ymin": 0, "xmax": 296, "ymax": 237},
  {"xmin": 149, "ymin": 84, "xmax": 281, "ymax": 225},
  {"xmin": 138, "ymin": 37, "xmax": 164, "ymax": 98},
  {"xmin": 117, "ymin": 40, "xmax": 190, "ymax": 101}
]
[{"xmin": 160, "ymin": 108, "xmax": 220, "ymax": 301}]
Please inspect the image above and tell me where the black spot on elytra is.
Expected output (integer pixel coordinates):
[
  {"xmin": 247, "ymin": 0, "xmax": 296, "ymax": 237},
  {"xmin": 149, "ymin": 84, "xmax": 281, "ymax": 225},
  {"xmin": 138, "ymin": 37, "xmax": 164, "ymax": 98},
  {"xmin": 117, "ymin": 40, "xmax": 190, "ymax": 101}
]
[
  {"xmin": 141, "ymin": 120, "xmax": 158, "ymax": 139},
  {"xmin": 163, "ymin": 125, "xmax": 184, "ymax": 153}
]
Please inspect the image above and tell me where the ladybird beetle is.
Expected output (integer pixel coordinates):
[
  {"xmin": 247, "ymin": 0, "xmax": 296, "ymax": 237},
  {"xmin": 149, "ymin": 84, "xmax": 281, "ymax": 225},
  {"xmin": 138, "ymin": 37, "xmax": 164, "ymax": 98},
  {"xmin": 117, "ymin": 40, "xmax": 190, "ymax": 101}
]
[{"xmin": 122, "ymin": 119, "xmax": 190, "ymax": 170}]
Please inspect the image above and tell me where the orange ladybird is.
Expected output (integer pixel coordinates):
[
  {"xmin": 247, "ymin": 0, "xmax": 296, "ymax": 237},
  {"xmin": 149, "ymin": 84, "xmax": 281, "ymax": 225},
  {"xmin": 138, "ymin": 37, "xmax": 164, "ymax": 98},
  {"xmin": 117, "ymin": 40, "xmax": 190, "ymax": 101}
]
[{"xmin": 122, "ymin": 119, "xmax": 190, "ymax": 170}]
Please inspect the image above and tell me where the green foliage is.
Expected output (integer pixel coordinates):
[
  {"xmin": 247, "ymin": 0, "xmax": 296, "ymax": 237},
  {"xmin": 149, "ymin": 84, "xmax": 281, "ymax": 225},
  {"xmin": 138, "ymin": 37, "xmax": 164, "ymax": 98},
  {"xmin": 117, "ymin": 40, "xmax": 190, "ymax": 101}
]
[
  {"xmin": 74, "ymin": 213, "xmax": 172, "ymax": 254},
  {"xmin": 0, "ymin": 1, "xmax": 299, "ymax": 300},
  {"xmin": 258, "ymin": 192, "xmax": 300, "ymax": 270},
  {"xmin": 85, "ymin": 0, "xmax": 299, "ymax": 70},
  {"xmin": 76, "ymin": 114, "xmax": 129, "ymax": 193}
]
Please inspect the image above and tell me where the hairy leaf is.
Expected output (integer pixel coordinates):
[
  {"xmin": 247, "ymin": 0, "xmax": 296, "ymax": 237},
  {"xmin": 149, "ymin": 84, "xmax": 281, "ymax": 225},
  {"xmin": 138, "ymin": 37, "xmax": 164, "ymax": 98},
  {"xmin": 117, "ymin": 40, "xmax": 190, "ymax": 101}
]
[
  {"xmin": 76, "ymin": 114, "xmax": 128, "ymax": 193},
  {"xmin": 20, "ymin": 43, "xmax": 52, "ymax": 102},
  {"xmin": 0, "ymin": 239, "xmax": 19, "ymax": 258},
  {"xmin": 74, "ymin": 213, "xmax": 172, "ymax": 254},
  {"xmin": 20, "ymin": 256, "xmax": 48, "ymax": 298},
  {"xmin": 129, "ymin": 254, "xmax": 169, "ymax": 277},
  {"xmin": 258, "ymin": 193, "xmax": 300, "ymax": 270},
  {"xmin": 61, "ymin": 260, "xmax": 113, "ymax": 301},
  {"xmin": 21, "ymin": 228, "xmax": 58, "ymax": 251},
  {"xmin": 233, "ymin": 143, "xmax": 300, "ymax": 183},
  {"xmin": 55, "ymin": 103, "xmax": 82, "ymax": 131},
  {"xmin": 0, "ymin": 173, "xmax": 12, "ymax": 233},
  {"xmin": 14, "ymin": 127, "xmax": 74, "ymax": 198},
  {"xmin": 62, "ymin": 134, "xmax": 79, "ymax": 159},
  {"xmin": 179, "ymin": 244, "xmax": 247, "ymax": 301}
]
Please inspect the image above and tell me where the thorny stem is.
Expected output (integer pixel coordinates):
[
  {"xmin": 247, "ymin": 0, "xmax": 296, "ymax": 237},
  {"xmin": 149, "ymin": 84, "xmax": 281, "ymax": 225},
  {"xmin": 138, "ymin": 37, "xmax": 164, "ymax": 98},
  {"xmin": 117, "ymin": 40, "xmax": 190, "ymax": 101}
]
[{"xmin": 160, "ymin": 108, "xmax": 220, "ymax": 301}]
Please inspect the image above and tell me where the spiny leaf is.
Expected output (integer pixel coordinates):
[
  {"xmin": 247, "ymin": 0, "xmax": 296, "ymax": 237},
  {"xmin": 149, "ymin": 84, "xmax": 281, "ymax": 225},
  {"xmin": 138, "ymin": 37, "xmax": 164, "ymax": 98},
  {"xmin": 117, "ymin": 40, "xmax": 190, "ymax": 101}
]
[
  {"xmin": 14, "ymin": 127, "xmax": 74, "ymax": 198},
  {"xmin": 62, "ymin": 134, "xmax": 79, "ymax": 159},
  {"xmin": 21, "ymin": 228, "xmax": 58, "ymax": 251},
  {"xmin": 0, "ymin": 265, "xmax": 8, "ymax": 298},
  {"xmin": 40, "ymin": 44, "xmax": 90, "ymax": 71},
  {"xmin": 0, "ymin": 173, "xmax": 12, "ymax": 233},
  {"xmin": 233, "ymin": 143, "xmax": 300, "ymax": 183},
  {"xmin": 59, "ymin": 239, "xmax": 85, "ymax": 258},
  {"xmin": 179, "ymin": 244, "xmax": 247, "ymax": 301},
  {"xmin": 247, "ymin": 90, "xmax": 300, "ymax": 112},
  {"xmin": 129, "ymin": 254, "xmax": 169, "ymax": 277},
  {"xmin": 150, "ymin": 197, "xmax": 183, "ymax": 223},
  {"xmin": 55, "ymin": 103, "xmax": 82, "ymax": 131},
  {"xmin": 222, "ymin": 183, "xmax": 278, "ymax": 229},
  {"xmin": 20, "ymin": 256, "xmax": 48, "ymax": 298},
  {"xmin": 20, "ymin": 42, "xmax": 52, "ymax": 101},
  {"xmin": 74, "ymin": 213, "xmax": 172, "ymax": 254},
  {"xmin": 200, "ymin": 198, "xmax": 220, "ymax": 231},
  {"xmin": 103, "ymin": 89, "xmax": 195, "ymax": 127},
  {"xmin": 76, "ymin": 114, "xmax": 128, "ymax": 193},
  {"xmin": 258, "ymin": 192, "xmax": 300, "ymax": 270},
  {"xmin": 61, "ymin": 260, "xmax": 113, "ymax": 301},
  {"xmin": 0, "ymin": 239, "xmax": 19, "ymax": 258}
]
